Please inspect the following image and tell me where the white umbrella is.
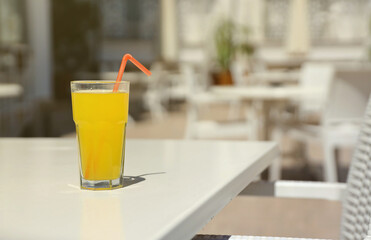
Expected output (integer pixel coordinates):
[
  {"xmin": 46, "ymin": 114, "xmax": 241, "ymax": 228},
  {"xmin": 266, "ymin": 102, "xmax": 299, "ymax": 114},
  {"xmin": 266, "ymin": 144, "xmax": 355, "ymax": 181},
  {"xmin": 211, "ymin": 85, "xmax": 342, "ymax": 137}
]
[{"xmin": 286, "ymin": 0, "xmax": 311, "ymax": 55}]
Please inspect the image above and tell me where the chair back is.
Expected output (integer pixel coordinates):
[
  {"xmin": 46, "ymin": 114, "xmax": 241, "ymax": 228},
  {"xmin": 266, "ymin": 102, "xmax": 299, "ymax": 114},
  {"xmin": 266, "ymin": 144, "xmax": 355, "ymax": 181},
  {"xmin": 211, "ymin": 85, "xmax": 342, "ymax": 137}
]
[
  {"xmin": 230, "ymin": 60, "xmax": 247, "ymax": 86},
  {"xmin": 323, "ymin": 69, "xmax": 371, "ymax": 125},
  {"xmin": 180, "ymin": 63, "xmax": 198, "ymax": 96},
  {"xmin": 340, "ymin": 95, "xmax": 371, "ymax": 240},
  {"xmin": 298, "ymin": 63, "xmax": 335, "ymax": 115}
]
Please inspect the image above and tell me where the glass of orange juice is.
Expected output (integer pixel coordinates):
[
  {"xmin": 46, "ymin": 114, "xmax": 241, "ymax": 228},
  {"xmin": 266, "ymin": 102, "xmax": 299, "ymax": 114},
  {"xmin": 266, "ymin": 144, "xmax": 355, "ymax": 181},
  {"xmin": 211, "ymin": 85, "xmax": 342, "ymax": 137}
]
[{"xmin": 71, "ymin": 81, "xmax": 129, "ymax": 190}]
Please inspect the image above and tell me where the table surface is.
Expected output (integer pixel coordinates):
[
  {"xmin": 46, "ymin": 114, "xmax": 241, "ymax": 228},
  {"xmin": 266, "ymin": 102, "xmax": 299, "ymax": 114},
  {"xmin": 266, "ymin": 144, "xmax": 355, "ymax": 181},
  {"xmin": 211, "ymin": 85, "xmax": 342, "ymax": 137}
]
[
  {"xmin": 0, "ymin": 138, "xmax": 277, "ymax": 240},
  {"xmin": 246, "ymin": 71, "xmax": 300, "ymax": 84},
  {"xmin": 257, "ymin": 46, "xmax": 365, "ymax": 67},
  {"xmin": 211, "ymin": 85, "xmax": 324, "ymax": 100}
]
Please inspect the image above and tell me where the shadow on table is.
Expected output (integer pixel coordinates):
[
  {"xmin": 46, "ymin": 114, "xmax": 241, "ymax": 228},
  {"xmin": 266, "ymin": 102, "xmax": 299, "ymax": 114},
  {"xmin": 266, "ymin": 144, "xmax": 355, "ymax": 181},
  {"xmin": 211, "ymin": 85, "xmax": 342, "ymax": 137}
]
[
  {"xmin": 122, "ymin": 172, "xmax": 165, "ymax": 188},
  {"xmin": 193, "ymin": 235, "xmax": 231, "ymax": 240}
]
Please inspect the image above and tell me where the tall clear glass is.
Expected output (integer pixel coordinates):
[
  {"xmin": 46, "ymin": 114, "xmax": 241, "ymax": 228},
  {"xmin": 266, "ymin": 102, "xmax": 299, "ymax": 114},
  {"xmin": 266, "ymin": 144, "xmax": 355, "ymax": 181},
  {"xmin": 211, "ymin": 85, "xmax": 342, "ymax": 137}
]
[{"xmin": 71, "ymin": 81, "xmax": 130, "ymax": 190}]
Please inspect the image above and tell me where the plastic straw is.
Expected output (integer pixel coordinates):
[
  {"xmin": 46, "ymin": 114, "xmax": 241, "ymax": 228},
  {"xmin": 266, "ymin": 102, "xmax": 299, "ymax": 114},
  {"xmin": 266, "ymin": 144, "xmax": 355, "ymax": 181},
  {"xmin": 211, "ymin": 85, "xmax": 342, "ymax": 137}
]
[
  {"xmin": 113, "ymin": 54, "xmax": 151, "ymax": 92},
  {"xmin": 83, "ymin": 54, "xmax": 150, "ymax": 180}
]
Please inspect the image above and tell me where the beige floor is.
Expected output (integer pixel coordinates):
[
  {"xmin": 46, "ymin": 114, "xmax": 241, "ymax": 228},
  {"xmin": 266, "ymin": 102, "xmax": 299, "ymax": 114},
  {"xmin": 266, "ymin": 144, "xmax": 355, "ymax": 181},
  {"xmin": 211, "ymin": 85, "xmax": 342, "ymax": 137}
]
[
  {"xmin": 124, "ymin": 107, "xmax": 343, "ymax": 239},
  {"xmin": 199, "ymin": 196, "xmax": 341, "ymax": 239}
]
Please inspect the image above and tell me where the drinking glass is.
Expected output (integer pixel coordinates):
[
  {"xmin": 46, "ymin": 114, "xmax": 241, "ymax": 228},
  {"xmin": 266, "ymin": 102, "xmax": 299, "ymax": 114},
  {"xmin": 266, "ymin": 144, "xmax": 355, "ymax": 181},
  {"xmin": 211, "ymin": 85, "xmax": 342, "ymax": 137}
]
[{"xmin": 71, "ymin": 81, "xmax": 129, "ymax": 190}]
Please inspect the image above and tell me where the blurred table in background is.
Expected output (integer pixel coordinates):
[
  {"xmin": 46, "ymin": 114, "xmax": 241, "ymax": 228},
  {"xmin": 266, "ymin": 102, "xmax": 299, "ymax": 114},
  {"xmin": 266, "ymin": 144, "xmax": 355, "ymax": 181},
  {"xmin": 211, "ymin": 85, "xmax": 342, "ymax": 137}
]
[
  {"xmin": 211, "ymin": 86, "xmax": 323, "ymax": 140},
  {"xmin": 256, "ymin": 47, "xmax": 366, "ymax": 69},
  {"xmin": 245, "ymin": 70, "xmax": 300, "ymax": 86}
]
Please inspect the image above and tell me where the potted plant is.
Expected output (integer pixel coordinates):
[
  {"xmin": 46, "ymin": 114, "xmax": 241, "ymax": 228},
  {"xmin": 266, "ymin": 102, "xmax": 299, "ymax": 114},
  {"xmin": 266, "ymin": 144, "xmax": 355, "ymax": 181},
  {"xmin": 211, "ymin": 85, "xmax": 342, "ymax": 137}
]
[{"xmin": 211, "ymin": 19, "xmax": 254, "ymax": 85}]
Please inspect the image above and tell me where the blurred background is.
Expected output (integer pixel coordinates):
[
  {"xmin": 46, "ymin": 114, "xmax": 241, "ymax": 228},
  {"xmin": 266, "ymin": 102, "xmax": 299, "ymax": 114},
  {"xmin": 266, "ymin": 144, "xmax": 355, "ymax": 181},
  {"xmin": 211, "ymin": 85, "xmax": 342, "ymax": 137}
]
[{"xmin": 1, "ymin": 0, "xmax": 371, "ymax": 238}]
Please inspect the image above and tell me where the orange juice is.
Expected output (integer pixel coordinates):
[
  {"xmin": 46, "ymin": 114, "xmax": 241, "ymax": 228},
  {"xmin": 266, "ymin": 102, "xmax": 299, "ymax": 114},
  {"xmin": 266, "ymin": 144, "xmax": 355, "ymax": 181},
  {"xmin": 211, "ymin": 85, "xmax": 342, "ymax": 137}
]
[{"xmin": 72, "ymin": 91, "xmax": 129, "ymax": 181}]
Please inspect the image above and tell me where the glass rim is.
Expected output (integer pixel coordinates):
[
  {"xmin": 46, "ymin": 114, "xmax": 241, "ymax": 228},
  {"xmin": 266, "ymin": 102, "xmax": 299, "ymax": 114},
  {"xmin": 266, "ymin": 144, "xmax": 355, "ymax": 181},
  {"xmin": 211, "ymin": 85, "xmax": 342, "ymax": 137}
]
[
  {"xmin": 71, "ymin": 80, "xmax": 129, "ymax": 85},
  {"xmin": 71, "ymin": 80, "xmax": 129, "ymax": 93}
]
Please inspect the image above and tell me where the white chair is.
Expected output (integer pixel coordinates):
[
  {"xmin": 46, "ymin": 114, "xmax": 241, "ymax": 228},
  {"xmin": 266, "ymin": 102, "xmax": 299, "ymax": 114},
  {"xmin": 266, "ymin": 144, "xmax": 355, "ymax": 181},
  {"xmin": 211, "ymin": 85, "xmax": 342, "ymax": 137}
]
[
  {"xmin": 321, "ymin": 69, "xmax": 371, "ymax": 182},
  {"xmin": 184, "ymin": 63, "xmax": 251, "ymax": 139},
  {"xmin": 291, "ymin": 68, "xmax": 371, "ymax": 182},
  {"xmin": 241, "ymin": 55, "xmax": 301, "ymax": 86},
  {"xmin": 228, "ymin": 60, "xmax": 248, "ymax": 120},
  {"xmin": 230, "ymin": 60, "xmax": 249, "ymax": 87},
  {"xmin": 262, "ymin": 62, "xmax": 335, "ymax": 137},
  {"xmin": 194, "ymin": 95, "xmax": 371, "ymax": 240},
  {"xmin": 297, "ymin": 63, "xmax": 335, "ymax": 118},
  {"xmin": 267, "ymin": 63, "xmax": 335, "ymax": 180},
  {"xmin": 184, "ymin": 63, "xmax": 281, "ymax": 180},
  {"xmin": 142, "ymin": 62, "xmax": 167, "ymax": 121}
]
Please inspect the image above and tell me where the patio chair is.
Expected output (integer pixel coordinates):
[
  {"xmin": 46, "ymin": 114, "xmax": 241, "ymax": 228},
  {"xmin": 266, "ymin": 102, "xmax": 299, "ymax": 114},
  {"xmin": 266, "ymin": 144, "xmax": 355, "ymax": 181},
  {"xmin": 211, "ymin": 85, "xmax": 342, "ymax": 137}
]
[
  {"xmin": 194, "ymin": 94, "xmax": 371, "ymax": 240},
  {"xmin": 143, "ymin": 62, "xmax": 167, "ymax": 120},
  {"xmin": 296, "ymin": 63, "xmax": 334, "ymax": 120},
  {"xmin": 184, "ymin": 63, "xmax": 280, "ymax": 180},
  {"xmin": 184, "ymin": 63, "xmax": 252, "ymax": 140},
  {"xmin": 290, "ymin": 68, "xmax": 371, "ymax": 182}
]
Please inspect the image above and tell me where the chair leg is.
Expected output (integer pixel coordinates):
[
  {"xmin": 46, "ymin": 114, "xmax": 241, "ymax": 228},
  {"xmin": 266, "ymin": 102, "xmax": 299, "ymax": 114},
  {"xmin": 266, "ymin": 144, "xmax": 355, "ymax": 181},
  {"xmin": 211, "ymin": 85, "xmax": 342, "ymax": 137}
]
[
  {"xmin": 245, "ymin": 103, "xmax": 258, "ymax": 140},
  {"xmin": 128, "ymin": 115, "xmax": 136, "ymax": 125},
  {"xmin": 323, "ymin": 142, "xmax": 338, "ymax": 182},
  {"xmin": 269, "ymin": 157, "xmax": 281, "ymax": 181},
  {"xmin": 269, "ymin": 128, "xmax": 284, "ymax": 181},
  {"xmin": 185, "ymin": 103, "xmax": 198, "ymax": 139},
  {"xmin": 145, "ymin": 92, "xmax": 165, "ymax": 121},
  {"xmin": 228, "ymin": 100, "xmax": 241, "ymax": 120}
]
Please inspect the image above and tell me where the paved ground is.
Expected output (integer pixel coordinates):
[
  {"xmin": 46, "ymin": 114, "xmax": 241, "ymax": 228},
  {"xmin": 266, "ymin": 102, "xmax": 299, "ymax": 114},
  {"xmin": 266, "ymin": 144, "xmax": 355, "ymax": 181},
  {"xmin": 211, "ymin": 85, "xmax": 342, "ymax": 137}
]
[{"xmin": 199, "ymin": 196, "xmax": 341, "ymax": 239}]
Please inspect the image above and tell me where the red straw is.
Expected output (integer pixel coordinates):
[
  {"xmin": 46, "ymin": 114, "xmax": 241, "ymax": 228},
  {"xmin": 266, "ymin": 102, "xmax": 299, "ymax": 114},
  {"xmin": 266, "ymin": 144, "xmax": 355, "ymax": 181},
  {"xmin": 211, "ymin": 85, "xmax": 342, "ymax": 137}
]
[{"xmin": 113, "ymin": 54, "xmax": 152, "ymax": 92}]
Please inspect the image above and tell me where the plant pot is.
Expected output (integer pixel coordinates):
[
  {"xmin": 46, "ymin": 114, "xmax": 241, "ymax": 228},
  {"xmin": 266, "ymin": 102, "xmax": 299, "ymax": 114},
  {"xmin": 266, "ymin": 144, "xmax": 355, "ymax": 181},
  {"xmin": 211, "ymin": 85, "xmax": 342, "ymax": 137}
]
[{"xmin": 211, "ymin": 70, "xmax": 233, "ymax": 85}]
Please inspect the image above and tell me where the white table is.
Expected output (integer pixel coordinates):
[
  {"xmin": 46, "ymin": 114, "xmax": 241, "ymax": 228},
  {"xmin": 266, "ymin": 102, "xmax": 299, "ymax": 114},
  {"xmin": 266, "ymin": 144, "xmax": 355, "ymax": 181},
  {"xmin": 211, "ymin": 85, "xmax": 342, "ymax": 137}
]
[
  {"xmin": 256, "ymin": 46, "xmax": 365, "ymax": 69},
  {"xmin": 211, "ymin": 86, "xmax": 323, "ymax": 140},
  {"xmin": 212, "ymin": 86, "xmax": 323, "ymax": 100},
  {"xmin": 0, "ymin": 138, "xmax": 277, "ymax": 240},
  {"xmin": 245, "ymin": 71, "xmax": 300, "ymax": 85}
]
